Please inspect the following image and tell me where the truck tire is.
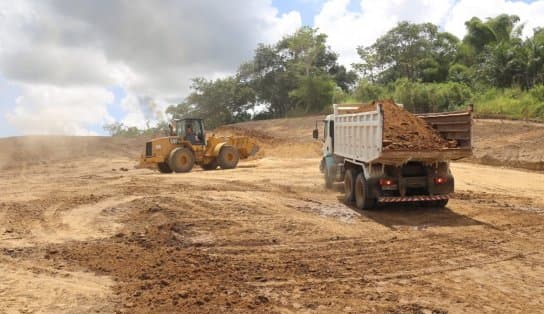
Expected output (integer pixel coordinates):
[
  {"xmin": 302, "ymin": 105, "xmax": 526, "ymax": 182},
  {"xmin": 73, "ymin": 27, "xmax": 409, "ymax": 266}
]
[
  {"xmin": 157, "ymin": 162, "xmax": 173, "ymax": 173},
  {"xmin": 354, "ymin": 172, "xmax": 376, "ymax": 210},
  {"xmin": 168, "ymin": 147, "xmax": 195, "ymax": 173},
  {"xmin": 434, "ymin": 199, "xmax": 448, "ymax": 208},
  {"xmin": 324, "ymin": 167, "xmax": 334, "ymax": 189},
  {"xmin": 200, "ymin": 160, "xmax": 218, "ymax": 171},
  {"xmin": 218, "ymin": 146, "xmax": 239, "ymax": 169},
  {"xmin": 344, "ymin": 169, "xmax": 356, "ymax": 203}
]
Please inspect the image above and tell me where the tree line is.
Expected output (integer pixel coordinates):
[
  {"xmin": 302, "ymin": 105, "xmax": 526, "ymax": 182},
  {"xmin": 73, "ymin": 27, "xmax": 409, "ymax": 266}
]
[
  {"xmin": 164, "ymin": 26, "xmax": 357, "ymax": 129},
  {"xmin": 106, "ymin": 14, "xmax": 544, "ymax": 135}
]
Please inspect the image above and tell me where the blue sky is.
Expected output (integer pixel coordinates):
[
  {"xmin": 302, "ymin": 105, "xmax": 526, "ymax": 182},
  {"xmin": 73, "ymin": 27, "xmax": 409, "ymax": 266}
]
[
  {"xmin": 1, "ymin": 0, "xmax": 543, "ymax": 137},
  {"xmin": 272, "ymin": 0, "xmax": 363, "ymax": 25},
  {"xmin": 272, "ymin": 0, "xmax": 325, "ymax": 25}
]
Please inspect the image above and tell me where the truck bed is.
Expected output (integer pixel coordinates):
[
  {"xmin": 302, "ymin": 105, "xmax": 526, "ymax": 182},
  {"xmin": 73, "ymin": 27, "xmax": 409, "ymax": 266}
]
[{"xmin": 333, "ymin": 103, "xmax": 473, "ymax": 165}]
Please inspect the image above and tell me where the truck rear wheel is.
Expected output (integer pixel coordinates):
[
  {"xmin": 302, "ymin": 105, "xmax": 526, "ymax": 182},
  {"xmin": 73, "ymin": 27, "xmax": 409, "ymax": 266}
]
[
  {"xmin": 218, "ymin": 146, "xmax": 239, "ymax": 169},
  {"xmin": 344, "ymin": 169, "xmax": 356, "ymax": 203},
  {"xmin": 157, "ymin": 162, "xmax": 173, "ymax": 173},
  {"xmin": 168, "ymin": 147, "xmax": 195, "ymax": 173},
  {"xmin": 355, "ymin": 173, "xmax": 376, "ymax": 210}
]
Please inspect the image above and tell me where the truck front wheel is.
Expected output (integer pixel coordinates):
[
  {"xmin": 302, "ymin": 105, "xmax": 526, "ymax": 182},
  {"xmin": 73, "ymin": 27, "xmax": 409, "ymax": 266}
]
[
  {"xmin": 324, "ymin": 167, "xmax": 334, "ymax": 189},
  {"xmin": 355, "ymin": 173, "xmax": 376, "ymax": 210},
  {"xmin": 344, "ymin": 169, "xmax": 356, "ymax": 203}
]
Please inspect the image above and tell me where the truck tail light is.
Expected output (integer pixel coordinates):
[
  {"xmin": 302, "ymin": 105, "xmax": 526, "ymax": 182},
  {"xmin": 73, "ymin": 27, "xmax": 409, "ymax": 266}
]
[
  {"xmin": 379, "ymin": 179, "xmax": 396, "ymax": 186},
  {"xmin": 434, "ymin": 177, "xmax": 448, "ymax": 184}
]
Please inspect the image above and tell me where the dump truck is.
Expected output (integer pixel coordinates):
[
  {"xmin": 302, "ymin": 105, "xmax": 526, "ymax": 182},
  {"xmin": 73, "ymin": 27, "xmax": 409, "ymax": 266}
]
[
  {"xmin": 314, "ymin": 101, "xmax": 472, "ymax": 209},
  {"xmin": 140, "ymin": 118, "xmax": 259, "ymax": 173}
]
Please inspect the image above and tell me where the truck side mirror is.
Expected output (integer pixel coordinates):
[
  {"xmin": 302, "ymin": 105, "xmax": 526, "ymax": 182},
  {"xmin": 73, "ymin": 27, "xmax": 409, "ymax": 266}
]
[{"xmin": 312, "ymin": 129, "xmax": 318, "ymax": 139}]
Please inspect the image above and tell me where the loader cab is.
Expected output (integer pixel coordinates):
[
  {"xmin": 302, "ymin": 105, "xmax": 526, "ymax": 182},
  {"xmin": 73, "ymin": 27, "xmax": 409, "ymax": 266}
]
[{"xmin": 174, "ymin": 118, "xmax": 206, "ymax": 145}]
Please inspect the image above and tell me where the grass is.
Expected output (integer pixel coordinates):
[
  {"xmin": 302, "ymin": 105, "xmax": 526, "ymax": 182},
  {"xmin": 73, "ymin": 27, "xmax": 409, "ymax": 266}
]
[{"xmin": 471, "ymin": 87, "xmax": 544, "ymax": 121}]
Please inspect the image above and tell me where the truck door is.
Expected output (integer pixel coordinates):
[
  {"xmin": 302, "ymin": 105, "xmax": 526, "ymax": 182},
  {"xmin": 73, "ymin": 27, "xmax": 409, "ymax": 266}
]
[{"xmin": 323, "ymin": 119, "xmax": 334, "ymax": 156}]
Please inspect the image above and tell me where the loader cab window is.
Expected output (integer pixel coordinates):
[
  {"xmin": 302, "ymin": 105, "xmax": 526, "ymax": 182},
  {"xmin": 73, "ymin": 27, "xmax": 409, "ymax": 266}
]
[{"xmin": 176, "ymin": 119, "xmax": 205, "ymax": 145}]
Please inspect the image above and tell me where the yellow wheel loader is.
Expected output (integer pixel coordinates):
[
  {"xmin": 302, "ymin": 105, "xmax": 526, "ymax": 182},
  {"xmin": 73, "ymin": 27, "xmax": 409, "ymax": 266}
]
[{"xmin": 140, "ymin": 118, "xmax": 259, "ymax": 173}]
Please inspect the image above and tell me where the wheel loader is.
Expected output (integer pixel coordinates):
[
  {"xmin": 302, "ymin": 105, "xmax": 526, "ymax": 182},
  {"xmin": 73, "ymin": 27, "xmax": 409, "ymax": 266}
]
[{"xmin": 139, "ymin": 118, "xmax": 259, "ymax": 173}]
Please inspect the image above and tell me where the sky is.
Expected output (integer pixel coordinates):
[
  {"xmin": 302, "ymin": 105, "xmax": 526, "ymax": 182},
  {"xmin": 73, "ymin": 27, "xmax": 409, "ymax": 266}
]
[{"xmin": 1, "ymin": 0, "xmax": 544, "ymax": 137}]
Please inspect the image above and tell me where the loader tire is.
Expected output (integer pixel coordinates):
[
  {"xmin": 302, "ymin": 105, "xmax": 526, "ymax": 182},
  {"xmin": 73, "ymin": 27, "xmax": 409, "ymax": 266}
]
[
  {"xmin": 344, "ymin": 169, "xmax": 356, "ymax": 203},
  {"xmin": 354, "ymin": 172, "xmax": 376, "ymax": 210},
  {"xmin": 200, "ymin": 160, "xmax": 218, "ymax": 171},
  {"xmin": 168, "ymin": 147, "xmax": 195, "ymax": 173},
  {"xmin": 218, "ymin": 146, "xmax": 239, "ymax": 169},
  {"xmin": 157, "ymin": 162, "xmax": 173, "ymax": 173}
]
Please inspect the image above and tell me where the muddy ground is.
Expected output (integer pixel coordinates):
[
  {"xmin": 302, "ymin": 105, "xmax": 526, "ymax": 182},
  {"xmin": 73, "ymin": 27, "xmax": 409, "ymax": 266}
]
[{"xmin": 1, "ymin": 118, "xmax": 543, "ymax": 313}]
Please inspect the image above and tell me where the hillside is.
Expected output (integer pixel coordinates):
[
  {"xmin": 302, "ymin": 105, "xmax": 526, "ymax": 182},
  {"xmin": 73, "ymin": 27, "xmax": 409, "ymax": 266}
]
[
  {"xmin": 220, "ymin": 115, "xmax": 544, "ymax": 171},
  {"xmin": 1, "ymin": 116, "xmax": 543, "ymax": 171}
]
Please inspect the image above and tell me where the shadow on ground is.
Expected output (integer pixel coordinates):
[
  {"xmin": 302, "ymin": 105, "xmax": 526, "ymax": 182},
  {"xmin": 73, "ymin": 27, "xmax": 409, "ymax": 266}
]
[{"xmin": 336, "ymin": 195, "xmax": 490, "ymax": 230}]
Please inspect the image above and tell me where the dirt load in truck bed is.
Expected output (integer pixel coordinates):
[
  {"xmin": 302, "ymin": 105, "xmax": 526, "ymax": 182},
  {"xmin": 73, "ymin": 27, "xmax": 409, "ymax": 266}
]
[{"xmin": 355, "ymin": 100, "xmax": 449, "ymax": 151}]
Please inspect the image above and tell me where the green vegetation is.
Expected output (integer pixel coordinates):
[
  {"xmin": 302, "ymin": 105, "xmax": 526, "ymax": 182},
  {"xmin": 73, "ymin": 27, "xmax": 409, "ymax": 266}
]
[
  {"xmin": 352, "ymin": 14, "xmax": 544, "ymax": 120},
  {"xmin": 108, "ymin": 14, "xmax": 544, "ymax": 135},
  {"xmin": 103, "ymin": 121, "xmax": 169, "ymax": 137},
  {"xmin": 472, "ymin": 86, "xmax": 544, "ymax": 120}
]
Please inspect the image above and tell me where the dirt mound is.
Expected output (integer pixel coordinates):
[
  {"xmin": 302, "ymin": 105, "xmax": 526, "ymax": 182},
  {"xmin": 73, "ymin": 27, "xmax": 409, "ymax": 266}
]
[
  {"xmin": 468, "ymin": 119, "xmax": 544, "ymax": 171},
  {"xmin": 0, "ymin": 136, "xmax": 147, "ymax": 170},
  {"xmin": 214, "ymin": 122, "xmax": 321, "ymax": 159}
]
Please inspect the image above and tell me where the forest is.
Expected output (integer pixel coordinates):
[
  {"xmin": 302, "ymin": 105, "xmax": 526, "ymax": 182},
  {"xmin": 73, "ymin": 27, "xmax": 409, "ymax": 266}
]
[{"xmin": 106, "ymin": 14, "xmax": 544, "ymax": 135}]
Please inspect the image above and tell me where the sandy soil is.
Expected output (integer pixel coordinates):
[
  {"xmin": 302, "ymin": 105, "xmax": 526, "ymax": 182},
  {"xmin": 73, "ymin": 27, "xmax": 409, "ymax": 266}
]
[
  {"xmin": 469, "ymin": 119, "xmax": 544, "ymax": 170},
  {"xmin": 0, "ymin": 117, "xmax": 543, "ymax": 313}
]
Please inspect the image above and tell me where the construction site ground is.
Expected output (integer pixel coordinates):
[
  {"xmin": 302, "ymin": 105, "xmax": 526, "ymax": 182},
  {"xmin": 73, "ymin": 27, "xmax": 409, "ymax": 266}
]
[{"xmin": 1, "ymin": 117, "xmax": 543, "ymax": 313}]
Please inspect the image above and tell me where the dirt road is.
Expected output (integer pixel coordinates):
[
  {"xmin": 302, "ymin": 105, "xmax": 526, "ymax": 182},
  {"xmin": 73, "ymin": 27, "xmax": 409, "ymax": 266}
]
[{"xmin": 1, "ymin": 151, "xmax": 543, "ymax": 313}]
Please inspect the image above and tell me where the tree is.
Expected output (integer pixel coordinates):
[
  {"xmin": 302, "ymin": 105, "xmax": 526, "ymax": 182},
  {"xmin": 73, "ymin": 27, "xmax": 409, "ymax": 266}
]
[
  {"xmin": 524, "ymin": 27, "xmax": 544, "ymax": 88},
  {"xmin": 289, "ymin": 75, "xmax": 335, "ymax": 113},
  {"xmin": 244, "ymin": 27, "xmax": 349, "ymax": 116},
  {"xmin": 355, "ymin": 21, "xmax": 459, "ymax": 83},
  {"xmin": 166, "ymin": 76, "xmax": 255, "ymax": 129}
]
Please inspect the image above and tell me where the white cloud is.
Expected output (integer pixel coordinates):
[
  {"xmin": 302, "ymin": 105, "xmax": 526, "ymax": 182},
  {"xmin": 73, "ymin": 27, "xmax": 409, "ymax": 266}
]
[
  {"xmin": 0, "ymin": 0, "xmax": 302, "ymax": 135},
  {"xmin": 5, "ymin": 84, "xmax": 114, "ymax": 135},
  {"xmin": 315, "ymin": 0, "xmax": 544, "ymax": 68},
  {"xmin": 315, "ymin": 0, "xmax": 455, "ymax": 67},
  {"xmin": 444, "ymin": 0, "xmax": 544, "ymax": 39}
]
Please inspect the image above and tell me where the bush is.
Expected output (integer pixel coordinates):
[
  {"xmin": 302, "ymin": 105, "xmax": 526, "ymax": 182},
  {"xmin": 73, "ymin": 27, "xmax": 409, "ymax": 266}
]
[
  {"xmin": 471, "ymin": 87, "xmax": 544, "ymax": 120},
  {"xmin": 353, "ymin": 80, "xmax": 389, "ymax": 102},
  {"xmin": 530, "ymin": 85, "xmax": 544, "ymax": 102},
  {"xmin": 448, "ymin": 63, "xmax": 473, "ymax": 85},
  {"xmin": 392, "ymin": 79, "xmax": 472, "ymax": 112}
]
